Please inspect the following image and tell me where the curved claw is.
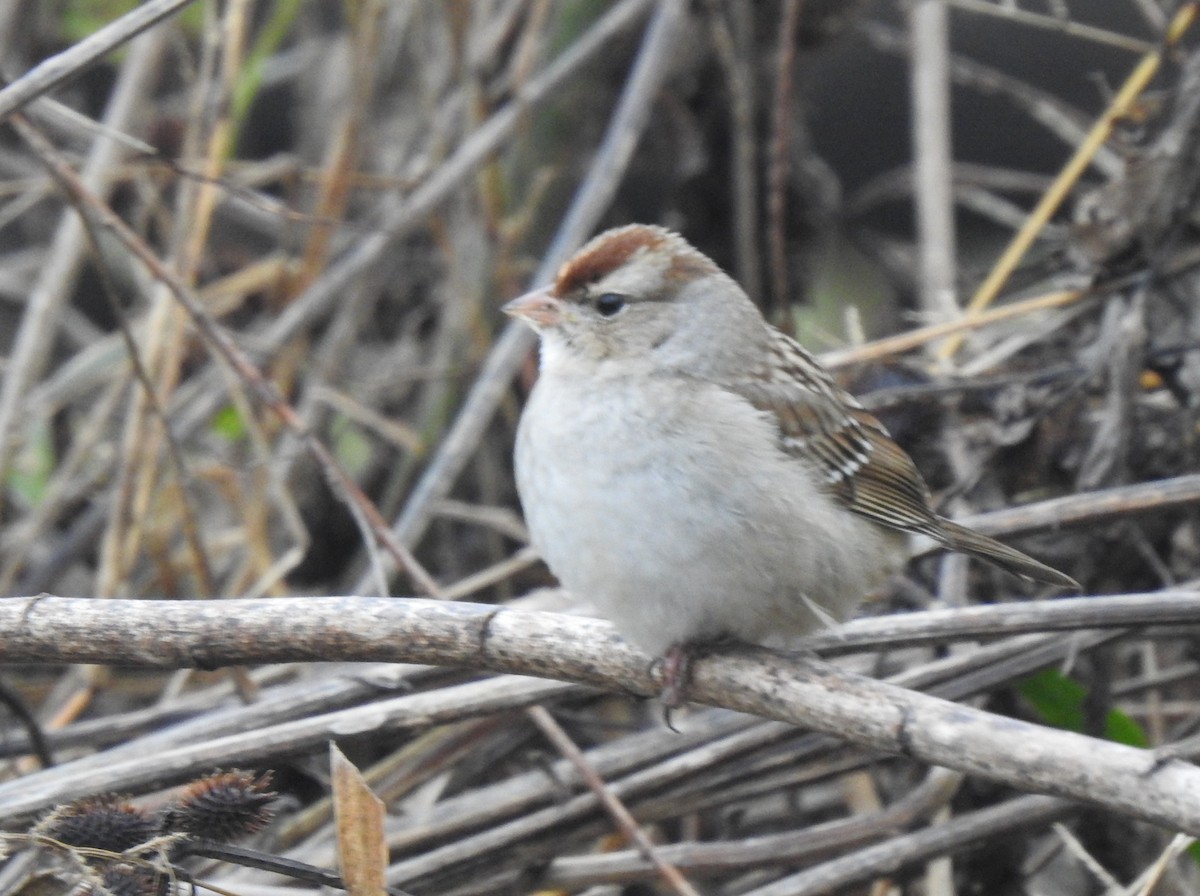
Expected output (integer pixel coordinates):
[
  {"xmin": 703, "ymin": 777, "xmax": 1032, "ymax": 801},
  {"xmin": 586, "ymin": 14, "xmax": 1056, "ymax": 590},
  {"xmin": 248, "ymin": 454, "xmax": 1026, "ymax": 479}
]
[{"xmin": 658, "ymin": 644, "xmax": 694, "ymax": 728}]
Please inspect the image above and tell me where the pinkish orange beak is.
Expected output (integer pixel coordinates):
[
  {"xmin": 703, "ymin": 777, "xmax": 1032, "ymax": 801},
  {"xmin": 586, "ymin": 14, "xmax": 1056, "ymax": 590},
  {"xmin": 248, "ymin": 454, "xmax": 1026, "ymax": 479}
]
[{"xmin": 502, "ymin": 286, "xmax": 564, "ymax": 327}]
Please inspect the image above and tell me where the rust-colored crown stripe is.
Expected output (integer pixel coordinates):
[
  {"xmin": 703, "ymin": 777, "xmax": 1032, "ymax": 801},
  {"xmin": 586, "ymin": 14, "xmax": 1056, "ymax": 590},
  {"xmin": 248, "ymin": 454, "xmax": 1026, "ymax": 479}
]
[{"xmin": 554, "ymin": 225, "xmax": 669, "ymax": 295}]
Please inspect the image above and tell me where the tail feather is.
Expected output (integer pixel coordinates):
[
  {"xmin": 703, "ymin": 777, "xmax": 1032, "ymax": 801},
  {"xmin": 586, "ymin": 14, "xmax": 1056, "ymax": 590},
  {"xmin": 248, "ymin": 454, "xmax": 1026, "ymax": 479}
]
[{"xmin": 937, "ymin": 519, "xmax": 1080, "ymax": 590}]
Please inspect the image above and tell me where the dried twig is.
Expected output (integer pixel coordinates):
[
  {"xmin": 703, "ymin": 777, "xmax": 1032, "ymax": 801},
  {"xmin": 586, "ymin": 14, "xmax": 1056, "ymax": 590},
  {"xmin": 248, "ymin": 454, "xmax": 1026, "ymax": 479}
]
[
  {"xmin": 909, "ymin": 0, "xmax": 959, "ymax": 324},
  {"xmin": 528, "ymin": 705, "xmax": 703, "ymax": 896},
  {"xmin": 532, "ymin": 768, "xmax": 962, "ymax": 889},
  {"xmin": 940, "ymin": 3, "xmax": 1199, "ymax": 358},
  {"xmin": 8, "ymin": 112, "xmax": 441, "ymax": 598},
  {"xmin": 0, "ymin": 0, "xmax": 199, "ymax": 120},
  {"xmin": 765, "ymin": 0, "xmax": 801, "ymax": 328},
  {"xmin": 740, "ymin": 793, "xmax": 1071, "ymax": 896},
  {"xmin": 0, "ymin": 32, "xmax": 166, "ymax": 504}
]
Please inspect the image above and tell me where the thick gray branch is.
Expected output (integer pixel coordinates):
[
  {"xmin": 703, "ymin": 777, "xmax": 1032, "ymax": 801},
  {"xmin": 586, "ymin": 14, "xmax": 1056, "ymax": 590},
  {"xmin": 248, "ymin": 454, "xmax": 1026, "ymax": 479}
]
[{"xmin": 1, "ymin": 595, "xmax": 1199, "ymax": 835}]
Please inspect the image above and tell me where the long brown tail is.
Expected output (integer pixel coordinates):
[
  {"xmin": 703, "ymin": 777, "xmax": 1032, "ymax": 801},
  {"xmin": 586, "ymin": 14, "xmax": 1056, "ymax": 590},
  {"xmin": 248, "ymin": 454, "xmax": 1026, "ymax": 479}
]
[{"xmin": 937, "ymin": 519, "xmax": 1080, "ymax": 590}]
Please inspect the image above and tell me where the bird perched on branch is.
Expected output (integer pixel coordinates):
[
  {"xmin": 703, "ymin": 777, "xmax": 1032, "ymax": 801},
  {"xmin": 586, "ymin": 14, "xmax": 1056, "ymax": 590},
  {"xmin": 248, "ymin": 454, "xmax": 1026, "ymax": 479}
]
[{"xmin": 505, "ymin": 224, "xmax": 1077, "ymax": 702}]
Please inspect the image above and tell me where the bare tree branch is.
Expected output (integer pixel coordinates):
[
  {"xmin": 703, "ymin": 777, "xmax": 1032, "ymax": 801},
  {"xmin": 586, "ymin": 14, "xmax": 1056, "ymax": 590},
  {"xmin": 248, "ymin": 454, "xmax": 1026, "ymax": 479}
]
[{"xmin": 2, "ymin": 595, "xmax": 1200, "ymax": 835}]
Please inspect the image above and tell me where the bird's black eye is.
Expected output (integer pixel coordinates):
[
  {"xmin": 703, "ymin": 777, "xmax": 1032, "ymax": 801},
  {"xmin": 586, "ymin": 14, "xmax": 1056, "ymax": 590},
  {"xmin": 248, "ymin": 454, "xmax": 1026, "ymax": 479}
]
[{"xmin": 594, "ymin": 293, "xmax": 627, "ymax": 317}]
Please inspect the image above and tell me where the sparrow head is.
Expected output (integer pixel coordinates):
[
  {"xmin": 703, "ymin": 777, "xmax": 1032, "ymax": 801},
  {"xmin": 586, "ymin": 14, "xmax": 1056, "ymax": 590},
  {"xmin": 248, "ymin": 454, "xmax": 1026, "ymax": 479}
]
[{"xmin": 503, "ymin": 224, "xmax": 767, "ymax": 376}]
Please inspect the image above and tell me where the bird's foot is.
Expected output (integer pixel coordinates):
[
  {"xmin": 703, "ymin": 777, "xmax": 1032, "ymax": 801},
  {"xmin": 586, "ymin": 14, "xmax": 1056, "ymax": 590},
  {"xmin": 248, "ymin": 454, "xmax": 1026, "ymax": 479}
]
[
  {"xmin": 652, "ymin": 644, "xmax": 695, "ymax": 731},
  {"xmin": 661, "ymin": 644, "xmax": 693, "ymax": 708}
]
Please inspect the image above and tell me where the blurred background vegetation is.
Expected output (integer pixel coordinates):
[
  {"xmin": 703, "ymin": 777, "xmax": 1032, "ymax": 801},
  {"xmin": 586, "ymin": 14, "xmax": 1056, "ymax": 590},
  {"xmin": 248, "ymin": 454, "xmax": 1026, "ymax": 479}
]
[{"xmin": 3, "ymin": 1, "xmax": 1200, "ymax": 894}]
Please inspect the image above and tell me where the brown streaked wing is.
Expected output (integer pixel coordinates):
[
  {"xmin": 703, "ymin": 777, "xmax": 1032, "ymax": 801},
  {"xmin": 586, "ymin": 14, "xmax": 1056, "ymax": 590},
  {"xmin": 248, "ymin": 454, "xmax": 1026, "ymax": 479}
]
[
  {"xmin": 839, "ymin": 407, "xmax": 944, "ymax": 536},
  {"xmin": 731, "ymin": 328, "xmax": 945, "ymax": 540}
]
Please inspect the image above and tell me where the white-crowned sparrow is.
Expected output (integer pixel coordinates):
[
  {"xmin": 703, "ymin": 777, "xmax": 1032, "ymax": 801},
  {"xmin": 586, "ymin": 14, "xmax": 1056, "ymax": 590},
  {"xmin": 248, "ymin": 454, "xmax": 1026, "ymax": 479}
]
[{"xmin": 506, "ymin": 224, "xmax": 1077, "ymax": 668}]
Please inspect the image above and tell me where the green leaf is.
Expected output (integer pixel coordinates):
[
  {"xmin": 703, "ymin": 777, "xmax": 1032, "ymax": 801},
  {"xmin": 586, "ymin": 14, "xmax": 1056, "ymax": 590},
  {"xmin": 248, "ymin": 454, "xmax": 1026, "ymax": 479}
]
[
  {"xmin": 231, "ymin": 0, "xmax": 304, "ymax": 139},
  {"xmin": 331, "ymin": 415, "xmax": 372, "ymax": 477},
  {"xmin": 1103, "ymin": 709, "xmax": 1148, "ymax": 748},
  {"xmin": 1020, "ymin": 669, "xmax": 1148, "ymax": 748},
  {"xmin": 1019, "ymin": 669, "xmax": 1086, "ymax": 732},
  {"xmin": 7, "ymin": 420, "xmax": 56, "ymax": 508},
  {"xmin": 212, "ymin": 404, "xmax": 247, "ymax": 442}
]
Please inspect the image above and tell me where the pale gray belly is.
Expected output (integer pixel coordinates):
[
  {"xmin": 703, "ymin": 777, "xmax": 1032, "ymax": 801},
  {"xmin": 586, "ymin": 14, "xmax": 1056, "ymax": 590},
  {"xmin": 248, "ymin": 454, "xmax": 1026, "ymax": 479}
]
[{"xmin": 515, "ymin": 376, "xmax": 904, "ymax": 654}]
